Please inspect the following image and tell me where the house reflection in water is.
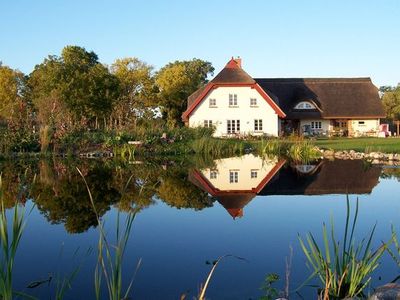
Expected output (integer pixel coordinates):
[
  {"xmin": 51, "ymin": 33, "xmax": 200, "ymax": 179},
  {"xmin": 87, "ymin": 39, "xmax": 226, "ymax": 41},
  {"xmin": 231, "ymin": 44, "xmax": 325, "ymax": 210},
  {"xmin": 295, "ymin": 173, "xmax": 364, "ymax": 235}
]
[
  {"xmin": 190, "ymin": 155, "xmax": 382, "ymax": 219},
  {"xmin": 189, "ymin": 154, "xmax": 286, "ymax": 219},
  {"xmin": 260, "ymin": 160, "xmax": 381, "ymax": 196}
]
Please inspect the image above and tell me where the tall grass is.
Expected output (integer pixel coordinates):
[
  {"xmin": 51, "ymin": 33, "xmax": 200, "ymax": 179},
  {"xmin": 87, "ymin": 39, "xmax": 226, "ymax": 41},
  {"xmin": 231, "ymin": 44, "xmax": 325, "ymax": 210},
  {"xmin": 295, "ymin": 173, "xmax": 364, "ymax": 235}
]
[
  {"xmin": 191, "ymin": 137, "xmax": 248, "ymax": 156},
  {"xmin": 0, "ymin": 176, "xmax": 27, "ymax": 300},
  {"xmin": 298, "ymin": 197, "xmax": 386, "ymax": 299},
  {"xmin": 261, "ymin": 138, "xmax": 320, "ymax": 162},
  {"xmin": 39, "ymin": 125, "xmax": 52, "ymax": 153},
  {"xmin": 77, "ymin": 168, "xmax": 140, "ymax": 300}
]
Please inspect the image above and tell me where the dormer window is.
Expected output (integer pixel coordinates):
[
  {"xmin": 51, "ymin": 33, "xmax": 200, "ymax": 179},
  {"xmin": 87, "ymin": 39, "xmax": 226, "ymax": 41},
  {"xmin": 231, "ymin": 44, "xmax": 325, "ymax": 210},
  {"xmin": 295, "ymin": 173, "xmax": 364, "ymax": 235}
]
[{"xmin": 294, "ymin": 101, "xmax": 316, "ymax": 110}]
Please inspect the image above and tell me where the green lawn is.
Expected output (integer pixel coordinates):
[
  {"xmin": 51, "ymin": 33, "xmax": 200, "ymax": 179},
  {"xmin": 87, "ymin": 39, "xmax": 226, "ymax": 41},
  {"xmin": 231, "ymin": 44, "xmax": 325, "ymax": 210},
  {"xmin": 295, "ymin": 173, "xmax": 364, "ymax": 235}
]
[{"xmin": 313, "ymin": 137, "xmax": 400, "ymax": 153}]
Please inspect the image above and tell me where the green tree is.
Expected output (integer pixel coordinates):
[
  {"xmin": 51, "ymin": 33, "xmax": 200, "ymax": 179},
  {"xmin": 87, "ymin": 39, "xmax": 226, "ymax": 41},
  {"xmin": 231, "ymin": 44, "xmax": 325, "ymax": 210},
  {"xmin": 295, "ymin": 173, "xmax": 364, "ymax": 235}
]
[
  {"xmin": 29, "ymin": 46, "xmax": 120, "ymax": 130},
  {"xmin": 0, "ymin": 64, "xmax": 25, "ymax": 121},
  {"xmin": 156, "ymin": 58, "xmax": 214, "ymax": 127},
  {"xmin": 59, "ymin": 46, "xmax": 120, "ymax": 126},
  {"xmin": 382, "ymin": 86, "xmax": 400, "ymax": 120},
  {"xmin": 110, "ymin": 57, "xmax": 157, "ymax": 129}
]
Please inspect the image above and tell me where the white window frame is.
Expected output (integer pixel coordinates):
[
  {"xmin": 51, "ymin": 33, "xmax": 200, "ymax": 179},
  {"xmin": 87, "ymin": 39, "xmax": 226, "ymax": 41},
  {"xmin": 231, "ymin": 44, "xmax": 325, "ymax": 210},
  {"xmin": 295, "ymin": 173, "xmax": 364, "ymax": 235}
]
[
  {"xmin": 227, "ymin": 120, "xmax": 240, "ymax": 134},
  {"xmin": 229, "ymin": 94, "xmax": 238, "ymax": 106},
  {"xmin": 311, "ymin": 121, "xmax": 322, "ymax": 129},
  {"xmin": 294, "ymin": 101, "xmax": 316, "ymax": 110},
  {"xmin": 209, "ymin": 98, "xmax": 216, "ymax": 107},
  {"xmin": 251, "ymin": 169, "xmax": 258, "ymax": 178},
  {"xmin": 204, "ymin": 120, "xmax": 213, "ymax": 128},
  {"xmin": 254, "ymin": 119, "xmax": 263, "ymax": 131},
  {"xmin": 210, "ymin": 170, "xmax": 218, "ymax": 179},
  {"xmin": 229, "ymin": 170, "xmax": 239, "ymax": 183},
  {"xmin": 250, "ymin": 98, "xmax": 257, "ymax": 106}
]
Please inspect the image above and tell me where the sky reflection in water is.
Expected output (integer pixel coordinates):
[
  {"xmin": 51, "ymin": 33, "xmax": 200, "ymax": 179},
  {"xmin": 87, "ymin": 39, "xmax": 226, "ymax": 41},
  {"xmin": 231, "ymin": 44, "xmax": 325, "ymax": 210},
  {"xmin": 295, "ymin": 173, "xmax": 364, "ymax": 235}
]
[{"xmin": 1, "ymin": 155, "xmax": 400, "ymax": 299}]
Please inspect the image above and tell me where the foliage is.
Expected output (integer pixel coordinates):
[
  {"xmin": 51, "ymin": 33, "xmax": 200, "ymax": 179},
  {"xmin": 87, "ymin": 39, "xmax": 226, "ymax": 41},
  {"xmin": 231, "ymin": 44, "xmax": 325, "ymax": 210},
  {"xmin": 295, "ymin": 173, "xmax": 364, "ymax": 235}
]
[
  {"xmin": 77, "ymin": 168, "xmax": 141, "ymax": 300},
  {"xmin": 259, "ymin": 273, "xmax": 280, "ymax": 300},
  {"xmin": 260, "ymin": 137, "xmax": 320, "ymax": 162},
  {"xmin": 0, "ymin": 177, "xmax": 27, "ymax": 300},
  {"xmin": 0, "ymin": 64, "xmax": 26, "ymax": 121},
  {"xmin": 298, "ymin": 198, "xmax": 386, "ymax": 299},
  {"xmin": 381, "ymin": 85, "xmax": 400, "ymax": 120},
  {"xmin": 110, "ymin": 57, "xmax": 158, "ymax": 129},
  {"xmin": 156, "ymin": 58, "xmax": 214, "ymax": 127}
]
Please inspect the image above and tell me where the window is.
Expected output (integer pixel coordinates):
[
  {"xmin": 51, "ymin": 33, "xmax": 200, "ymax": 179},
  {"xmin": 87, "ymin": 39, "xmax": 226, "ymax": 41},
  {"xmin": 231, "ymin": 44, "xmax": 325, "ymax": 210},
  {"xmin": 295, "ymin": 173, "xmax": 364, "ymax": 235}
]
[
  {"xmin": 358, "ymin": 121, "xmax": 365, "ymax": 126},
  {"xmin": 229, "ymin": 170, "xmax": 239, "ymax": 183},
  {"xmin": 204, "ymin": 120, "xmax": 213, "ymax": 128},
  {"xmin": 229, "ymin": 94, "xmax": 238, "ymax": 106},
  {"xmin": 227, "ymin": 120, "xmax": 240, "ymax": 134},
  {"xmin": 294, "ymin": 101, "xmax": 316, "ymax": 110},
  {"xmin": 251, "ymin": 170, "xmax": 258, "ymax": 178},
  {"xmin": 250, "ymin": 98, "xmax": 257, "ymax": 106},
  {"xmin": 311, "ymin": 121, "xmax": 322, "ymax": 129},
  {"xmin": 210, "ymin": 170, "xmax": 217, "ymax": 179},
  {"xmin": 209, "ymin": 98, "xmax": 216, "ymax": 107},
  {"xmin": 254, "ymin": 119, "xmax": 263, "ymax": 131}
]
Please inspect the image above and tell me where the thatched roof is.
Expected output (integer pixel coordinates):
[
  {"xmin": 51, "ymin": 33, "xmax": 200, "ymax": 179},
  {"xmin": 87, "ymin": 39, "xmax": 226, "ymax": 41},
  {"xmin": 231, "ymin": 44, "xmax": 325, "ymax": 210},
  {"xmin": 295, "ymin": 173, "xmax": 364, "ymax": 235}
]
[
  {"xmin": 216, "ymin": 194, "xmax": 256, "ymax": 219},
  {"xmin": 260, "ymin": 160, "xmax": 381, "ymax": 195},
  {"xmin": 255, "ymin": 78, "xmax": 385, "ymax": 119},
  {"xmin": 210, "ymin": 59, "xmax": 255, "ymax": 84},
  {"xmin": 186, "ymin": 58, "xmax": 255, "ymax": 109},
  {"xmin": 185, "ymin": 58, "xmax": 385, "ymax": 119}
]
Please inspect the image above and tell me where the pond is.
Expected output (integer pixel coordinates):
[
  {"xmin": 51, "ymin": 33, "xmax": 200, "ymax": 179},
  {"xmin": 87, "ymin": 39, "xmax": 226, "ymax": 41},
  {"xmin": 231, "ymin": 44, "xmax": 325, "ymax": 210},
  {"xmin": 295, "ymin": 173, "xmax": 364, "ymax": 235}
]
[{"xmin": 1, "ymin": 154, "xmax": 400, "ymax": 299}]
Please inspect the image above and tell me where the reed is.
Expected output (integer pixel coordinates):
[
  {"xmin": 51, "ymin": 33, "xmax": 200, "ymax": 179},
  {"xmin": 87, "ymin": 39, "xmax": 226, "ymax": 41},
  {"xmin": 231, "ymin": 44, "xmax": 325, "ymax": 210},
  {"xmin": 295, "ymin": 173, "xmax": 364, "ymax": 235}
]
[
  {"xmin": 77, "ymin": 168, "xmax": 140, "ymax": 300},
  {"xmin": 298, "ymin": 197, "xmax": 386, "ymax": 299},
  {"xmin": 0, "ymin": 176, "xmax": 26, "ymax": 300},
  {"xmin": 261, "ymin": 138, "xmax": 320, "ymax": 162},
  {"xmin": 191, "ymin": 137, "xmax": 248, "ymax": 156}
]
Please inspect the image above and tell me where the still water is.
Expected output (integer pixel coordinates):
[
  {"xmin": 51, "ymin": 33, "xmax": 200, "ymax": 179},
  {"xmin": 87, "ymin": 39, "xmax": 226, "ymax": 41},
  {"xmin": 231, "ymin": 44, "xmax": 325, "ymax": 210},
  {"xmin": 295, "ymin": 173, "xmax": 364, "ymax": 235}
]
[{"xmin": 1, "ymin": 155, "xmax": 400, "ymax": 299}]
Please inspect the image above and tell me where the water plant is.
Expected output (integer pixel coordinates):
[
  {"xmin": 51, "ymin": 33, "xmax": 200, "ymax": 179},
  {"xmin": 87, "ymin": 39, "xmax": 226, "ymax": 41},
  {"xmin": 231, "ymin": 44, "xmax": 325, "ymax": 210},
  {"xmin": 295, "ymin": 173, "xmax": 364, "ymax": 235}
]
[
  {"xmin": 298, "ymin": 197, "xmax": 386, "ymax": 299},
  {"xmin": 77, "ymin": 168, "xmax": 140, "ymax": 300},
  {"xmin": 0, "ymin": 176, "xmax": 27, "ymax": 300}
]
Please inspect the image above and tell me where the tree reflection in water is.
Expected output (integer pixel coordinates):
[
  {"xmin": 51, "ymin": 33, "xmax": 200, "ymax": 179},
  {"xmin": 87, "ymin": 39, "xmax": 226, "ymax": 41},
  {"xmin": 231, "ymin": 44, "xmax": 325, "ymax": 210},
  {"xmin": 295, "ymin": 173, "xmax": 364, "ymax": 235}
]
[{"xmin": 0, "ymin": 157, "xmax": 215, "ymax": 233}]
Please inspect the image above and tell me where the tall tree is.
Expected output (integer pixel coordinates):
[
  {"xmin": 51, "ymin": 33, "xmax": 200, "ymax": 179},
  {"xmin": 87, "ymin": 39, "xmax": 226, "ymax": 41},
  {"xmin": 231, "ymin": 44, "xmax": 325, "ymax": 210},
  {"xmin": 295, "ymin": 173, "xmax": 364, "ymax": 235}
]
[
  {"xmin": 29, "ymin": 46, "xmax": 120, "ymax": 133},
  {"xmin": 156, "ymin": 58, "xmax": 214, "ymax": 127},
  {"xmin": 110, "ymin": 57, "xmax": 157, "ymax": 129},
  {"xmin": 59, "ymin": 46, "xmax": 120, "ymax": 125},
  {"xmin": 0, "ymin": 64, "xmax": 26, "ymax": 121},
  {"xmin": 381, "ymin": 85, "xmax": 400, "ymax": 120}
]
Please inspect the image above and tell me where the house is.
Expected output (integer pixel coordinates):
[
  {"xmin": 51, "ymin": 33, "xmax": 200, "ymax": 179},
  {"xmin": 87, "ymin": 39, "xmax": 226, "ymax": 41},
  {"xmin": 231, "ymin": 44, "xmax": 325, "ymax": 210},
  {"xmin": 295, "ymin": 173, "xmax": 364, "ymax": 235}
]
[
  {"xmin": 260, "ymin": 159, "xmax": 381, "ymax": 195},
  {"xmin": 189, "ymin": 155, "xmax": 381, "ymax": 219},
  {"xmin": 182, "ymin": 58, "xmax": 385, "ymax": 137},
  {"xmin": 189, "ymin": 154, "xmax": 286, "ymax": 219}
]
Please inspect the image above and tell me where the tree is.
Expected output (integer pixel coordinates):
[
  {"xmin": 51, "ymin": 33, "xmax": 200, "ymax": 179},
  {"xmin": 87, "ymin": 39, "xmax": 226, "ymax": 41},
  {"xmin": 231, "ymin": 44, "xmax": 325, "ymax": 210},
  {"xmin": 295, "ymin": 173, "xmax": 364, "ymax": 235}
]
[
  {"xmin": 29, "ymin": 46, "xmax": 120, "ymax": 131},
  {"xmin": 110, "ymin": 57, "xmax": 157, "ymax": 129},
  {"xmin": 59, "ymin": 46, "xmax": 119, "ymax": 125},
  {"xmin": 0, "ymin": 64, "xmax": 25, "ymax": 121},
  {"xmin": 156, "ymin": 58, "xmax": 214, "ymax": 127},
  {"xmin": 0, "ymin": 64, "xmax": 38, "ymax": 152},
  {"xmin": 381, "ymin": 86, "xmax": 400, "ymax": 120}
]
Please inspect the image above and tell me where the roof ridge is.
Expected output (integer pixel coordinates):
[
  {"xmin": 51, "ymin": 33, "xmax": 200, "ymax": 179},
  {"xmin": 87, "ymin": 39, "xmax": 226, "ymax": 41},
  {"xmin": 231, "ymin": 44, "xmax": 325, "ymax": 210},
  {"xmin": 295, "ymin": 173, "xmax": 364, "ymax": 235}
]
[{"xmin": 254, "ymin": 77, "xmax": 372, "ymax": 83}]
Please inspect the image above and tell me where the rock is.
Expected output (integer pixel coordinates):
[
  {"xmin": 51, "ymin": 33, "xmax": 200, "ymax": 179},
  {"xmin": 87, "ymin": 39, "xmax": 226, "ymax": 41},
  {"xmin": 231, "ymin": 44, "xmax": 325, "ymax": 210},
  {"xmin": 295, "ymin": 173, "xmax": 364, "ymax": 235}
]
[
  {"xmin": 369, "ymin": 283, "xmax": 400, "ymax": 300},
  {"xmin": 323, "ymin": 150, "xmax": 334, "ymax": 157}
]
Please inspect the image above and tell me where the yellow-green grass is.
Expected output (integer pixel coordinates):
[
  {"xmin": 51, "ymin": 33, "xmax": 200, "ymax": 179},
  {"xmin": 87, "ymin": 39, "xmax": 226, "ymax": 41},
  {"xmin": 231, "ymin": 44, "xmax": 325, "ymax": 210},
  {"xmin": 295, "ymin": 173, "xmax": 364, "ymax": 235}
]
[{"xmin": 313, "ymin": 137, "xmax": 400, "ymax": 153}]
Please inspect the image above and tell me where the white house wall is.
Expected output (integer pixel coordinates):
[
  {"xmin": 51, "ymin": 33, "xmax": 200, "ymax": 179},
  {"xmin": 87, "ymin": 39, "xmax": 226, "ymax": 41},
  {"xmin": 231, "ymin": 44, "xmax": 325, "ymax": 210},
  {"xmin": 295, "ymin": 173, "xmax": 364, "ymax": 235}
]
[
  {"xmin": 200, "ymin": 154, "xmax": 279, "ymax": 191},
  {"xmin": 299, "ymin": 119, "xmax": 332, "ymax": 134},
  {"xmin": 351, "ymin": 119, "xmax": 380, "ymax": 135},
  {"xmin": 188, "ymin": 86, "xmax": 279, "ymax": 137}
]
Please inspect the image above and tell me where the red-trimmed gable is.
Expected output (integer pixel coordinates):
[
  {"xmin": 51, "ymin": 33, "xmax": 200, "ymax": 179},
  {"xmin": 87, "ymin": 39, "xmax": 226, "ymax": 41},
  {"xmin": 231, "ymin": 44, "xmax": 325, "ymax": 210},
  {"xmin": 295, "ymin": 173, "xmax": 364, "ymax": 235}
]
[{"xmin": 182, "ymin": 58, "xmax": 286, "ymax": 122}]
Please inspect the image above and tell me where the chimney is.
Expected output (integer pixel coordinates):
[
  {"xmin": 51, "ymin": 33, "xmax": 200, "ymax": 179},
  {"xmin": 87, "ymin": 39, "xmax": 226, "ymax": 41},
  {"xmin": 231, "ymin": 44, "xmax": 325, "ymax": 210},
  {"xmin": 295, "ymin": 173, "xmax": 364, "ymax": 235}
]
[{"xmin": 234, "ymin": 56, "xmax": 242, "ymax": 68}]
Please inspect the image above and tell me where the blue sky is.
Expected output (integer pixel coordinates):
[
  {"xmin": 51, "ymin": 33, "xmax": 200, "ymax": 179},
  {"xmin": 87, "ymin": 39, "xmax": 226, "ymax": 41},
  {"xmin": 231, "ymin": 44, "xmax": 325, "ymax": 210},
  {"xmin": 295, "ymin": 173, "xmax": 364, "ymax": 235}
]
[{"xmin": 1, "ymin": 0, "xmax": 399, "ymax": 86}]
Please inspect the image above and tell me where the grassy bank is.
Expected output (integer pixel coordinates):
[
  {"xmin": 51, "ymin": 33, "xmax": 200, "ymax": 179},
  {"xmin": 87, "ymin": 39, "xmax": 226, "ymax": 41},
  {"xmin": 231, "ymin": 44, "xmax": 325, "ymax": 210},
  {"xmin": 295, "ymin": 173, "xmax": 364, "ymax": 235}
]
[{"xmin": 313, "ymin": 137, "xmax": 400, "ymax": 153}]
